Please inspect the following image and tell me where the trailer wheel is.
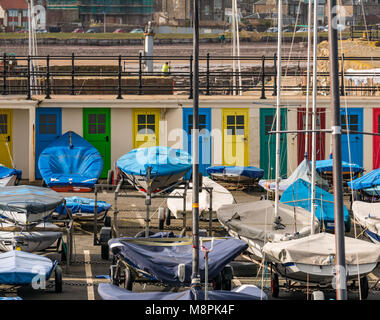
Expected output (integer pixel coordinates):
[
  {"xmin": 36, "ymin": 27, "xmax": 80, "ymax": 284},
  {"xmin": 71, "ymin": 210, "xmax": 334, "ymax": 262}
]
[
  {"xmin": 360, "ymin": 276, "xmax": 369, "ymax": 300},
  {"xmin": 107, "ymin": 169, "xmax": 114, "ymax": 186},
  {"xmin": 123, "ymin": 267, "xmax": 134, "ymax": 291},
  {"xmin": 104, "ymin": 215, "xmax": 111, "ymax": 227},
  {"xmin": 101, "ymin": 244, "xmax": 109, "ymax": 260},
  {"xmin": 221, "ymin": 265, "xmax": 233, "ymax": 291},
  {"xmin": 271, "ymin": 273, "xmax": 279, "ymax": 298},
  {"xmin": 212, "ymin": 273, "xmax": 222, "ymax": 290},
  {"xmin": 165, "ymin": 209, "xmax": 171, "ymax": 226},
  {"xmin": 54, "ymin": 265, "xmax": 63, "ymax": 293}
]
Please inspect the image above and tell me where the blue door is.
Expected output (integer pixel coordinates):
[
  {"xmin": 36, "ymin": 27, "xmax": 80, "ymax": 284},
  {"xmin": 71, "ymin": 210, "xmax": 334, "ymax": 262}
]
[
  {"xmin": 35, "ymin": 108, "xmax": 62, "ymax": 179},
  {"xmin": 340, "ymin": 108, "xmax": 363, "ymax": 166},
  {"xmin": 183, "ymin": 108, "xmax": 211, "ymax": 176}
]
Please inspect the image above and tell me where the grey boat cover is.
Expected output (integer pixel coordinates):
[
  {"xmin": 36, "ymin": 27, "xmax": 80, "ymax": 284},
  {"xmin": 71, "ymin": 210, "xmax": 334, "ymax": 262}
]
[
  {"xmin": 352, "ymin": 201, "xmax": 380, "ymax": 237},
  {"xmin": 98, "ymin": 283, "xmax": 267, "ymax": 300},
  {"xmin": 0, "ymin": 186, "xmax": 64, "ymax": 214},
  {"xmin": 217, "ymin": 200, "xmax": 319, "ymax": 245},
  {"xmin": 263, "ymin": 232, "xmax": 380, "ymax": 266},
  {"xmin": 258, "ymin": 159, "xmax": 329, "ymax": 192}
]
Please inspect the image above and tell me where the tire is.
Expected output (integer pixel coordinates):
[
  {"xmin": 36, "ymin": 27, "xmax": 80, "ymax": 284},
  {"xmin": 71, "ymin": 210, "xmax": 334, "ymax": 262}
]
[
  {"xmin": 101, "ymin": 244, "xmax": 109, "ymax": 260},
  {"xmin": 221, "ymin": 265, "xmax": 233, "ymax": 291},
  {"xmin": 212, "ymin": 273, "xmax": 222, "ymax": 290},
  {"xmin": 158, "ymin": 218, "xmax": 165, "ymax": 230},
  {"xmin": 54, "ymin": 265, "xmax": 63, "ymax": 293},
  {"xmin": 271, "ymin": 273, "xmax": 280, "ymax": 298},
  {"xmin": 104, "ymin": 215, "xmax": 111, "ymax": 227},
  {"xmin": 107, "ymin": 169, "xmax": 114, "ymax": 186},
  {"xmin": 360, "ymin": 276, "xmax": 369, "ymax": 300},
  {"xmin": 123, "ymin": 267, "xmax": 134, "ymax": 291},
  {"xmin": 165, "ymin": 209, "xmax": 171, "ymax": 226}
]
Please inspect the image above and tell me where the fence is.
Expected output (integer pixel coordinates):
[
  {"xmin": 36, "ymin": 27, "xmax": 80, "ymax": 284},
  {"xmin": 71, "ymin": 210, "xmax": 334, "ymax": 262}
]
[{"xmin": 1, "ymin": 53, "xmax": 380, "ymax": 99}]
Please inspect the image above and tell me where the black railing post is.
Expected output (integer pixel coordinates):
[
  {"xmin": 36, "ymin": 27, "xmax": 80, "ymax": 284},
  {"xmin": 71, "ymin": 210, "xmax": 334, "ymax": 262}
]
[
  {"xmin": 45, "ymin": 54, "xmax": 51, "ymax": 99},
  {"xmin": 117, "ymin": 55, "xmax": 122, "ymax": 99},
  {"xmin": 350, "ymin": 25, "xmax": 353, "ymax": 41},
  {"xmin": 26, "ymin": 55, "xmax": 31, "ymax": 100},
  {"xmin": 272, "ymin": 53, "xmax": 277, "ymax": 96},
  {"xmin": 138, "ymin": 51, "xmax": 142, "ymax": 95},
  {"xmin": 71, "ymin": 52, "xmax": 75, "ymax": 95},
  {"xmin": 260, "ymin": 55, "xmax": 266, "ymax": 99},
  {"xmin": 2, "ymin": 53, "xmax": 7, "ymax": 95},
  {"xmin": 189, "ymin": 55, "xmax": 193, "ymax": 99},
  {"xmin": 206, "ymin": 53, "xmax": 210, "ymax": 95},
  {"xmin": 340, "ymin": 53, "xmax": 345, "ymax": 96}
]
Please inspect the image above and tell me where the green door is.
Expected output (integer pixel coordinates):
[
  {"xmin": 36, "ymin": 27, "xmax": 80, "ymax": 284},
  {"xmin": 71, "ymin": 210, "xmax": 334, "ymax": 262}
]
[
  {"xmin": 83, "ymin": 108, "xmax": 111, "ymax": 179},
  {"xmin": 260, "ymin": 108, "xmax": 287, "ymax": 179}
]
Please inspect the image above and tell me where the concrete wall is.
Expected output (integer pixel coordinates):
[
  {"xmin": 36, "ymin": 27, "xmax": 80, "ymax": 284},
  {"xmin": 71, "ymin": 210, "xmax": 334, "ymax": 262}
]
[
  {"xmin": 62, "ymin": 108, "xmax": 83, "ymax": 136},
  {"xmin": 111, "ymin": 108, "xmax": 132, "ymax": 168}
]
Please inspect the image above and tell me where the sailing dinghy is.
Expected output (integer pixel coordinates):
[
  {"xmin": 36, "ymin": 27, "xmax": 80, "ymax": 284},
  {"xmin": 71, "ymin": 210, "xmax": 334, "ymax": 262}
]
[
  {"xmin": 206, "ymin": 165, "xmax": 264, "ymax": 184},
  {"xmin": 217, "ymin": 200, "xmax": 319, "ymax": 259},
  {"xmin": 280, "ymin": 178, "xmax": 351, "ymax": 232},
  {"xmin": 258, "ymin": 158, "xmax": 329, "ymax": 195},
  {"xmin": 263, "ymin": 232, "xmax": 380, "ymax": 296},
  {"xmin": 0, "ymin": 185, "xmax": 65, "ymax": 225},
  {"xmin": 116, "ymin": 146, "xmax": 192, "ymax": 194},
  {"xmin": 166, "ymin": 176, "xmax": 234, "ymax": 219},
  {"xmin": 38, "ymin": 131, "xmax": 103, "ymax": 192},
  {"xmin": 0, "ymin": 165, "xmax": 22, "ymax": 187}
]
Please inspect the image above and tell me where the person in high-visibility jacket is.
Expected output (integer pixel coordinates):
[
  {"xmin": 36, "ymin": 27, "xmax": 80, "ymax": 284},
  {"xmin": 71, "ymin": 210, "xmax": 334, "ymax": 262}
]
[{"xmin": 162, "ymin": 61, "xmax": 171, "ymax": 76}]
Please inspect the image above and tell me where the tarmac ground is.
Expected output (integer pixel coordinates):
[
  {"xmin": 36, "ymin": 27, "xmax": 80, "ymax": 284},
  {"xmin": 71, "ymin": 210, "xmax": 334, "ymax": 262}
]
[{"xmin": 2, "ymin": 181, "xmax": 380, "ymax": 302}]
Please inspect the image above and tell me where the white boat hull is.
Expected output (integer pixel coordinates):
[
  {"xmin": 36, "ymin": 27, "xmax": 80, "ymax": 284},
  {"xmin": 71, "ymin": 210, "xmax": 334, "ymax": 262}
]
[
  {"xmin": 0, "ymin": 175, "xmax": 17, "ymax": 187},
  {"xmin": 167, "ymin": 177, "xmax": 235, "ymax": 219}
]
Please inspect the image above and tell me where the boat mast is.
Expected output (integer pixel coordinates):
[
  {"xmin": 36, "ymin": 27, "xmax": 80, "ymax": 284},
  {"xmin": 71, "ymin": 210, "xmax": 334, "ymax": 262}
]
[
  {"xmin": 274, "ymin": 0, "xmax": 282, "ymax": 217},
  {"xmin": 191, "ymin": 0, "xmax": 201, "ymax": 293},
  {"xmin": 304, "ymin": 0, "xmax": 313, "ymax": 159},
  {"xmin": 232, "ymin": 0, "xmax": 236, "ymax": 95},
  {"xmin": 310, "ymin": 0, "xmax": 318, "ymax": 233},
  {"xmin": 327, "ymin": 0, "xmax": 347, "ymax": 300}
]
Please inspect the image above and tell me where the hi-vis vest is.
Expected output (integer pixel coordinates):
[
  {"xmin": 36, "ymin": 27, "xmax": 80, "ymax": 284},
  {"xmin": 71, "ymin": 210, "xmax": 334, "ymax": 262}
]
[{"xmin": 162, "ymin": 64, "xmax": 169, "ymax": 73}]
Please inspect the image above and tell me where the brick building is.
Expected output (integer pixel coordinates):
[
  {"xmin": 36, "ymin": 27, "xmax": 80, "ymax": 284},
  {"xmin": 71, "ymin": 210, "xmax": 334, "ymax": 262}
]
[{"xmin": 0, "ymin": 0, "xmax": 29, "ymax": 31}]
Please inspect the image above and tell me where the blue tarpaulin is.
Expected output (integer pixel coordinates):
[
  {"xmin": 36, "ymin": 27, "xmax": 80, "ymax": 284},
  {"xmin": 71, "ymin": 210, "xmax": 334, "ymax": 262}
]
[
  {"xmin": 0, "ymin": 166, "xmax": 22, "ymax": 180},
  {"xmin": 109, "ymin": 232, "xmax": 248, "ymax": 286},
  {"xmin": 348, "ymin": 168, "xmax": 380, "ymax": 190},
  {"xmin": 206, "ymin": 166, "xmax": 264, "ymax": 179},
  {"xmin": 0, "ymin": 250, "xmax": 54, "ymax": 285},
  {"xmin": 98, "ymin": 283, "xmax": 266, "ymax": 300},
  {"xmin": 55, "ymin": 196, "xmax": 111, "ymax": 215},
  {"xmin": 315, "ymin": 159, "xmax": 364, "ymax": 174},
  {"xmin": 280, "ymin": 178, "xmax": 351, "ymax": 232},
  {"xmin": 38, "ymin": 131, "xmax": 103, "ymax": 188},
  {"xmin": 116, "ymin": 146, "xmax": 192, "ymax": 178}
]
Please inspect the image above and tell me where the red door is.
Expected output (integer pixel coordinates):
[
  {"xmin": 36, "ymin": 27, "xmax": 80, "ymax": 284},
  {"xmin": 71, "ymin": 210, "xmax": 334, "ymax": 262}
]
[
  {"xmin": 373, "ymin": 109, "xmax": 380, "ymax": 169},
  {"xmin": 297, "ymin": 108, "xmax": 326, "ymax": 164}
]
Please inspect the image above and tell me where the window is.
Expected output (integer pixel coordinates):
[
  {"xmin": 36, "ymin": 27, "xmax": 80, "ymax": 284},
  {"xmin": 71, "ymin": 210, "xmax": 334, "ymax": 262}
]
[
  {"xmin": 204, "ymin": 5, "xmax": 210, "ymax": 16},
  {"xmin": 214, "ymin": 0, "xmax": 222, "ymax": 9},
  {"xmin": 39, "ymin": 114, "xmax": 57, "ymax": 134},
  {"xmin": 8, "ymin": 10, "xmax": 18, "ymax": 17},
  {"xmin": 188, "ymin": 114, "xmax": 206, "ymax": 134},
  {"xmin": 227, "ymin": 115, "xmax": 245, "ymax": 136},
  {"xmin": 88, "ymin": 114, "xmax": 106, "ymax": 134},
  {"xmin": 0, "ymin": 114, "xmax": 7, "ymax": 134},
  {"xmin": 137, "ymin": 114, "xmax": 155, "ymax": 134}
]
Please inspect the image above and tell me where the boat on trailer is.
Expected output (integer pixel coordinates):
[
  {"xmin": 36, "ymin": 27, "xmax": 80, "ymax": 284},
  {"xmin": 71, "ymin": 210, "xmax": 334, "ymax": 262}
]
[
  {"xmin": 116, "ymin": 146, "xmax": 192, "ymax": 194},
  {"xmin": 206, "ymin": 165, "xmax": 264, "ymax": 187},
  {"xmin": 166, "ymin": 177, "xmax": 234, "ymax": 219},
  {"xmin": 263, "ymin": 232, "xmax": 380, "ymax": 298},
  {"xmin": 217, "ymin": 200, "xmax": 319, "ymax": 260},
  {"xmin": 38, "ymin": 131, "xmax": 103, "ymax": 192}
]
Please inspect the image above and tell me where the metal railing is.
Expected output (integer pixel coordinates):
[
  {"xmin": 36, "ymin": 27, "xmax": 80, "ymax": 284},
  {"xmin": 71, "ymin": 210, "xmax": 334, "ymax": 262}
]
[{"xmin": 1, "ymin": 53, "xmax": 380, "ymax": 99}]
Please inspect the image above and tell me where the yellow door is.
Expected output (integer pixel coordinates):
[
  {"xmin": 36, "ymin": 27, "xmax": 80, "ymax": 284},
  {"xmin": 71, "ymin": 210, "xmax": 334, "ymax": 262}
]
[
  {"xmin": 0, "ymin": 109, "xmax": 13, "ymax": 168},
  {"xmin": 133, "ymin": 109, "xmax": 160, "ymax": 149},
  {"xmin": 222, "ymin": 108, "xmax": 249, "ymax": 166}
]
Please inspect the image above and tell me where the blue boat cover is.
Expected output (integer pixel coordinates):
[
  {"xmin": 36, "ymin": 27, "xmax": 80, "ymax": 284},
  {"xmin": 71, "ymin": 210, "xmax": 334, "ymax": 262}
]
[
  {"xmin": 38, "ymin": 131, "xmax": 103, "ymax": 188},
  {"xmin": 0, "ymin": 250, "xmax": 54, "ymax": 284},
  {"xmin": 348, "ymin": 168, "xmax": 380, "ymax": 190},
  {"xmin": 0, "ymin": 165, "xmax": 22, "ymax": 180},
  {"xmin": 0, "ymin": 186, "xmax": 64, "ymax": 214},
  {"xmin": 109, "ymin": 232, "xmax": 248, "ymax": 285},
  {"xmin": 116, "ymin": 146, "xmax": 192, "ymax": 178},
  {"xmin": 98, "ymin": 283, "xmax": 266, "ymax": 300},
  {"xmin": 315, "ymin": 159, "xmax": 364, "ymax": 174},
  {"xmin": 280, "ymin": 178, "xmax": 351, "ymax": 232},
  {"xmin": 55, "ymin": 196, "xmax": 111, "ymax": 215},
  {"xmin": 206, "ymin": 166, "xmax": 264, "ymax": 179}
]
